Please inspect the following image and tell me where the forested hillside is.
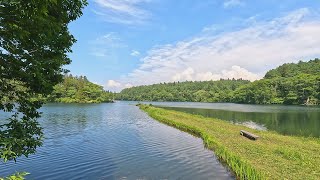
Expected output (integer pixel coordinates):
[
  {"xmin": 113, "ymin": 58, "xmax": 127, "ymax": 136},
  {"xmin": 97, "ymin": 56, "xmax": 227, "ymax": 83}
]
[
  {"xmin": 44, "ymin": 75, "xmax": 114, "ymax": 103},
  {"xmin": 118, "ymin": 59, "xmax": 319, "ymax": 105},
  {"xmin": 117, "ymin": 79, "xmax": 250, "ymax": 102},
  {"xmin": 264, "ymin": 59, "xmax": 319, "ymax": 79},
  {"xmin": 233, "ymin": 59, "xmax": 320, "ymax": 105}
]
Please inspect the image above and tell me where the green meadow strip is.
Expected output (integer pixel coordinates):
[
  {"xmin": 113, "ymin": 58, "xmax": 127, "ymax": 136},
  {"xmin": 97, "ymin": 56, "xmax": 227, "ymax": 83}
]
[{"xmin": 139, "ymin": 104, "xmax": 320, "ymax": 180}]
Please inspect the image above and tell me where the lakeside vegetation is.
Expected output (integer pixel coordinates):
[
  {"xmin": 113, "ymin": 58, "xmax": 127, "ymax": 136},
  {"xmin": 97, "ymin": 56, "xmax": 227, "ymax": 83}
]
[
  {"xmin": 118, "ymin": 79, "xmax": 250, "ymax": 102},
  {"xmin": 42, "ymin": 74, "xmax": 114, "ymax": 103},
  {"xmin": 118, "ymin": 59, "xmax": 320, "ymax": 105},
  {"xmin": 139, "ymin": 104, "xmax": 320, "ymax": 179},
  {"xmin": 1, "ymin": 0, "xmax": 88, "ymax": 179},
  {"xmin": 1, "ymin": 0, "xmax": 319, "ymax": 179},
  {"xmin": 233, "ymin": 59, "xmax": 320, "ymax": 105}
]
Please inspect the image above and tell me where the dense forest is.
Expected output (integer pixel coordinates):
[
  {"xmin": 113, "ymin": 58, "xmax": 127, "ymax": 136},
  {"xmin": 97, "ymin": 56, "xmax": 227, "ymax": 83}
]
[
  {"xmin": 118, "ymin": 79, "xmax": 250, "ymax": 102},
  {"xmin": 233, "ymin": 59, "xmax": 320, "ymax": 105},
  {"xmin": 43, "ymin": 75, "xmax": 114, "ymax": 103},
  {"xmin": 118, "ymin": 59, "xmax": 320, "ymax": 105}
]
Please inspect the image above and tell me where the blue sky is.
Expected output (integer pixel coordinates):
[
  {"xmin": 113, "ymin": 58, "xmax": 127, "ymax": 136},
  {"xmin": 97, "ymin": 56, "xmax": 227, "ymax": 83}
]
[{"xmin": 67, "ymin": 0, "xmax": 320, "ymax": 91}]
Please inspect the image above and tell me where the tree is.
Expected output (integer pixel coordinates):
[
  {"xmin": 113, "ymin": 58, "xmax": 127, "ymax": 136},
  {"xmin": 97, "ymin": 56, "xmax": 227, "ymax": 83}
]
[
  {"xmin": 118, "ymin": 59, "xmax": 319, "ymax": 105},
  {"xmin": 0, "ymin": 0, "xmax": 87, "ymax": 162},
  {"xmin": 117, "ymin": 79, "xmax": 250, "ymax": 102},
  {"xmin": 47, "ymin": 75, "xmax": 114, "ymax": 103}
]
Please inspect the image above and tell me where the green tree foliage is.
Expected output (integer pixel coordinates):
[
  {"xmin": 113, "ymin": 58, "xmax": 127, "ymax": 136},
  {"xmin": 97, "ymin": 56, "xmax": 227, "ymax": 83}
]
[
  {"xmin": 264, "ymin": 59, "xmax": 319, "ymax": 78},
  {"xmin": 0, "ymin": 0, "xmax": 87, "ymax": 162},
  {"xmin": 0, "ymin": 172, "xmax": 29, "ymax": 180},
  {"xmin": 117, "ymin": 79, "xmax": 250, "ymax": 102},
  {"xmin": 118, "ymin": 59, "xmax": 319, "ymax": 105},
  {"xmin": 46, "ymin": 74, "xmax": 114, "ymax": 103},
  {"xmin": 233, "ymin": 59, "xmax": 320, "ymax": 105}
]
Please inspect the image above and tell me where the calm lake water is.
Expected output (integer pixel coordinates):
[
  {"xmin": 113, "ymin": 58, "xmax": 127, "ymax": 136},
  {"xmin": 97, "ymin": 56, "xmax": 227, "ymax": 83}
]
[
  {"xmin": 146, "ymin": 102, "xmax": 320, "ymax": 137},
  {"xmin": 0, "ymin": 102, "xmax": 233, "ymax": 179}
]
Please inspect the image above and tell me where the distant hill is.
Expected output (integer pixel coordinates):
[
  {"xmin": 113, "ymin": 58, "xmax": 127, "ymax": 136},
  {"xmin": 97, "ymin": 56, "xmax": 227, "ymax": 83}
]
[
  {"xmin": 118, "ymin": 79, "xmax": 250, "ymax": 102},
  {"xmin": 46, "ymin": 75, "xmax": 114, "ymax": 103},
  {"xmin": 264, "ymin": 58, "xmax": 319, "ymax": 78},
  {"xmin": 233, "ymin": 58, "xmax": 319, "ymax": 105},
  {"xmin": 118, "ymin": 59, "xmax": 319, "ymax": 105}
]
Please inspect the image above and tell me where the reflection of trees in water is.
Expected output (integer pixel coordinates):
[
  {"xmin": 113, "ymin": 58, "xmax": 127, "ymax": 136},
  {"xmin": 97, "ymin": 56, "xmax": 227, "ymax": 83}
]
[
  {"xmin": 165, "ymin": 107, "xmax": 320, "ymax": 137},
  {"xmin": 40, "ymin": 104, "xmax": 105, "ymax": 139}
]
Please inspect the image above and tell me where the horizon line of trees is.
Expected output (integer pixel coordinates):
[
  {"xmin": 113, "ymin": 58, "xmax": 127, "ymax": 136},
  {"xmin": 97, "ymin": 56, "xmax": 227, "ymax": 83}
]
[
  {"xmin": 117, "ymin": 79, "xmax": 250, "ymax": 102},
  {"xmin": 41, "ymin": 74, "xmax": 115, "ymax": 103},
  {"xmin": 117, "ymin": 58, "xmax": 320, "ymax": 105}
]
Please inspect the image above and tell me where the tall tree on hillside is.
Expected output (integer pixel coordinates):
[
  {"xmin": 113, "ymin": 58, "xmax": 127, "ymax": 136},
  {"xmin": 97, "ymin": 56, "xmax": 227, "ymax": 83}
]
[{"xmin": 0, "ymin": 0, "xmax": 87, "ymax": 163}]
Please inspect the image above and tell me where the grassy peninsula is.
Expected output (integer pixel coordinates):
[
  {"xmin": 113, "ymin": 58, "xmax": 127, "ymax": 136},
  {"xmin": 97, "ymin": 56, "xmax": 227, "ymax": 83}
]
[{"xmin": 139, "ymin": 104, "xmax": 320, "ymax": 179}]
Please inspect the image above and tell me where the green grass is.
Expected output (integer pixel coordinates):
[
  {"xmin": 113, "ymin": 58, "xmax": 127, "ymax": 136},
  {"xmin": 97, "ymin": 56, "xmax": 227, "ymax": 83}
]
[{"xmin": 139, "ymin": 104, "xmax": 320, "ymax": 180}]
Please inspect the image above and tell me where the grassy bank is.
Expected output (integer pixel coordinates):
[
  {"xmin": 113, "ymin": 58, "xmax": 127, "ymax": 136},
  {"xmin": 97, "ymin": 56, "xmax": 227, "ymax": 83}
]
[{"xmin": 139, "ymin": 104, "xmax": 320, "ymax": 179}]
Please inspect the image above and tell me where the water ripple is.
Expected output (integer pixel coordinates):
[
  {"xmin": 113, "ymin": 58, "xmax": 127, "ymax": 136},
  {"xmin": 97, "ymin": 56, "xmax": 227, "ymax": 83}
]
[{"xmin": 0, "ymin": 102, "xmax": 234, "ymax": 179}]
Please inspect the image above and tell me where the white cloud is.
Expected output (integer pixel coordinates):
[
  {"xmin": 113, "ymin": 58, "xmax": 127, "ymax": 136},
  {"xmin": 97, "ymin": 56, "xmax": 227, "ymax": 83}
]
[
  {"xmin": 107, "ymin": 80, "xmax": 121, "ymax": 87},
  {"xmin": 105, "ymin": 80, "xmax": 133, "ymax": 91},
  {"xmin": 124, "ymin": 83, "xmax": 133, "ymax": 88},
  {"xmin": 172, "ymin": 67, "xmax": 194, "ymax": 81},
  {"xmin": 223, "ymin": 0, "xmax": 244, "ymax": 8},
  {"xmin": 90, "ymin": 32, "xmax": 126, "ymax": 57},
  {"xmin": 93, "ymin": 0, "xmax": 152, "ymax": 24},
  {"xmin": 130, "ymin": 50, "xmax": 140, "ymax": 56},
  {"xmin": 172, "ymin": 66, "xmax": 260, "ymax": 82},
  {"xmin": 107, "ymin": 8, "xmax": 320, "ymax": 92}
]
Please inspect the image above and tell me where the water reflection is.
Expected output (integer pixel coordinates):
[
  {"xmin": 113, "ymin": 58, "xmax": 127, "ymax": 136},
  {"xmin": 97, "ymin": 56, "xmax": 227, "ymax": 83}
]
[
  {"xmin": 161, "ymin": 106, "xmax": 320, "ymax": 137},
  {"xmin": 0, "ymin": 102, "xmax": 233, "ymax": 179}
]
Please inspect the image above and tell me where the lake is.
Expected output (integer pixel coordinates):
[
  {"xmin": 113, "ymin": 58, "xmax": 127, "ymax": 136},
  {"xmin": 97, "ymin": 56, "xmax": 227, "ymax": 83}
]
[
  {"xmin": 146, "ymin": 102, "xmax": 320, "ymax": 137},
  {"xmin": 0, "ymin": 102, "xmax": 233, "ymax": 179}
]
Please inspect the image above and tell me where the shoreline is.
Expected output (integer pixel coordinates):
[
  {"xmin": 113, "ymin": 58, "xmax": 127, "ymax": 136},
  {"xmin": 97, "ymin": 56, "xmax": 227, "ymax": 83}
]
[{"xmin": 139, "ymin": 104, "xmax": 320, "ymax": 179}]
